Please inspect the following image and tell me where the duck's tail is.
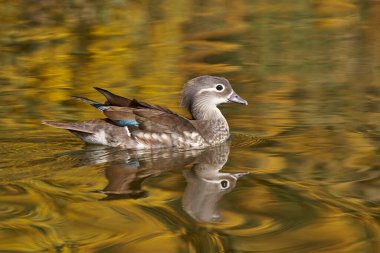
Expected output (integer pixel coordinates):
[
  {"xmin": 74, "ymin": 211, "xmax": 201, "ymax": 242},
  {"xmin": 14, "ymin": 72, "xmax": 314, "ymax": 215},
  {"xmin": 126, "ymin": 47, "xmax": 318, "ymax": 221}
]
[
  {"xmin": 42, "ymin": 120, "xmax": 95, "ymax": 133},
  {"xmin": 42, "ymin": 120, "xmax": 113, "ymax": 145}
]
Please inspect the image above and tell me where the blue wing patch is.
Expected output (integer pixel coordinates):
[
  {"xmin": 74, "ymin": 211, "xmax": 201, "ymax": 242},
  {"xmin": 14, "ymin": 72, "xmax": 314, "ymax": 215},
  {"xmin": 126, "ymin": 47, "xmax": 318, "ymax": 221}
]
[
  {"xmin": 126, "ymin": 161, "xmax": 140, "ymax": 167},
  {"xmin": 113, "ymin": 119, "xmax": 139, "ymax": 127}
]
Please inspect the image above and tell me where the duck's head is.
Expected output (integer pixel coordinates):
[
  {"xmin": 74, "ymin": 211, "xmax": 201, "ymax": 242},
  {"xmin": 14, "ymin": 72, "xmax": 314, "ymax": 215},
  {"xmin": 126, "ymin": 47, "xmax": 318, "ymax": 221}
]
[{"xmin": 181, "ymin": 76, "xmax": 247, "ymax": 120}]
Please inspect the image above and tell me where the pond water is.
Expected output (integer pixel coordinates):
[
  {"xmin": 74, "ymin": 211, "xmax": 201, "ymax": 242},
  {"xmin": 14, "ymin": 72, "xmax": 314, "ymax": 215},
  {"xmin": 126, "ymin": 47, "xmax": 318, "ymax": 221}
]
[{"xmin": 1, "ymin": 0, "xmax": 380, "ymax": 252}]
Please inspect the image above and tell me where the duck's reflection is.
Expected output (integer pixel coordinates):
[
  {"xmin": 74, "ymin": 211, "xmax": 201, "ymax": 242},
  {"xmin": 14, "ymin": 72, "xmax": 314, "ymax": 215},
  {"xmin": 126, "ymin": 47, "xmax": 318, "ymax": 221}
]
[
  {"xmin": 102, "ymin": 165, "xmax": 149, "ymax": 200},
  {"xmin": 67, "ymin": 141, "xmax": 248, "ymax": 222},
  {"xmin": 182, "ymin": 144, "xmax": 248, "ymax": 222}
]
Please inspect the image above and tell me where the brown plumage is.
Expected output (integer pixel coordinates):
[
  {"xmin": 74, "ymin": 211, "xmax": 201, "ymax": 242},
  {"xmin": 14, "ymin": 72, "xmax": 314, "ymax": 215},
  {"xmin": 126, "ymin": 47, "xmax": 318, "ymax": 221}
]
[{"xmin": 43, "ymin": 75, "xmax": 247, "ymax": 149}]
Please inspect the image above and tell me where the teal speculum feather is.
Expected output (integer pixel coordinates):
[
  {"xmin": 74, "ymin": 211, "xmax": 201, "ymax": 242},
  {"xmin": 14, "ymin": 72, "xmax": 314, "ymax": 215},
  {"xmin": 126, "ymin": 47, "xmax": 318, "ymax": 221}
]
[{"xmin": 113, "ymin": 119, "xmax": 139, "ymax": 127}]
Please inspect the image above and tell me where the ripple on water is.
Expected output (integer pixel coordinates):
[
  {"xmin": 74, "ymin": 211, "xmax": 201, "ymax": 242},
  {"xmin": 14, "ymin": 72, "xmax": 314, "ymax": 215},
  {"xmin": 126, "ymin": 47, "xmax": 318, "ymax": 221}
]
[
  {"xmin": 0, "ymin": 184, "xmax": 33, "ymax": 219},
  {"xmin": 0, "ymin": 123, "xmax": 378, "ymax": 252},
  {"xmin": 213, "ymin": 175, "xmax": 379, "ymax": 253},
  {"xmin": 0, "ymin": 179, "xmax": 188, "ymax": 251},
  {"xmin": 0, "ymin": 183, "xmax": 64, "ymax": 251},
  {"xmin": 231, "ymin": 133, "xmax": 265, "ymax": 148}
]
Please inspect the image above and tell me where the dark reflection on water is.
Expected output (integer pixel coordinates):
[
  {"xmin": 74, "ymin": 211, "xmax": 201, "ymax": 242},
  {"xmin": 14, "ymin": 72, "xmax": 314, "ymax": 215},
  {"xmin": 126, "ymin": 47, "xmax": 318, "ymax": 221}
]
[
  {"xmin": 1, "ymin": 0, "xmax": 380, "ymax": 252},
  {"xmin": 63, "ymin": 142, "xmax": 248, "ymax": 223}
]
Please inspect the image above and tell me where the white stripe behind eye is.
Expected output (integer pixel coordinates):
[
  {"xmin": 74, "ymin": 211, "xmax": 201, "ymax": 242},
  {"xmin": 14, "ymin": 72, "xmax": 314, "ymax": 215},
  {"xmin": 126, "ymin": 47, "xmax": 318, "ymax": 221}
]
[
  {"xmin": 197, "ymin": 87, "xmax": 217, "ymax": 94},
  {"xmin": 197, "ymin": 84, "xmax": 225, "ymax": 94},
  {"xmin": 195, "ymin": 89, "xmax": 232, "ymax": 105}
]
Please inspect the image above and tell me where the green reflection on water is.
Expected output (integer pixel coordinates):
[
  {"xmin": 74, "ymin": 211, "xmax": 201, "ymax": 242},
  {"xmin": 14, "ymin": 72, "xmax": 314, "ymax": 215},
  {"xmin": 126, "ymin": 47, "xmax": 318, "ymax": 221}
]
[{"xmin": 1, "ymin": 0, "xmax": 380, "ymax": 252}]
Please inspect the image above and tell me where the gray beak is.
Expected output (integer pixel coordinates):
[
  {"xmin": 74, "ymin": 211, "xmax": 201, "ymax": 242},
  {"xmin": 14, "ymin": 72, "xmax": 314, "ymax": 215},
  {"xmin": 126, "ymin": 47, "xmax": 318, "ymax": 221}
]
[
  {"xmin": 228, "ymin": 91, "xmax": 248, "ymax": 105},
  {"xmin": 231, "ymin": 172, "xmax": 249, "ymax": 179}
]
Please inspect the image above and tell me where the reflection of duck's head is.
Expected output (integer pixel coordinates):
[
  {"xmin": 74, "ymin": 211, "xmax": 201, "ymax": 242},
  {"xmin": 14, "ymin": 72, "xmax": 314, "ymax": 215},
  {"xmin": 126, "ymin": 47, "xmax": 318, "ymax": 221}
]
[
  {"xmin": 182, "ymin": 143, "xmax": 248, "ymax": 223},
  {"xmin": 200, "ymin": 172, "xmax": 249, "ymax": 190}
]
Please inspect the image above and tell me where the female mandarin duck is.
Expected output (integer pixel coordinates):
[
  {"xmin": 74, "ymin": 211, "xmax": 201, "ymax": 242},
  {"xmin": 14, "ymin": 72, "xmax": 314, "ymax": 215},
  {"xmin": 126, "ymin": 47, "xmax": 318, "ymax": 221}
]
[{"xmin": 43, "ymin": 76, "xmax": 247, "ymax": 149}]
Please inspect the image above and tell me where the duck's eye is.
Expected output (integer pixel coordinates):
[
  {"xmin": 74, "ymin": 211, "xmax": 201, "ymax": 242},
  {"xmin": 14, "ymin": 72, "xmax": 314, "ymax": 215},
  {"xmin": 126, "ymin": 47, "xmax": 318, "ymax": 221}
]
[
  {"xmin": 216, "ymin": 84, "xmax": 224, "ymax": 91},
  {"xmin": 220, "ymin": 180, "xmax": 229, "ymax": 189}
]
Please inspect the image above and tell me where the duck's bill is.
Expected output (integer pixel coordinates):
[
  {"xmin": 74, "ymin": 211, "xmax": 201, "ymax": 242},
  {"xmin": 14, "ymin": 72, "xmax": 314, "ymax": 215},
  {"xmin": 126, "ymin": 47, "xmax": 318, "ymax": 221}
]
[
  {"xmin": 228, "ymin": 92, "xmax": 248, "ymax": 105},
  {"xmin": 232, "ymin": 172, "xmax": 250, "ymax": 179}
]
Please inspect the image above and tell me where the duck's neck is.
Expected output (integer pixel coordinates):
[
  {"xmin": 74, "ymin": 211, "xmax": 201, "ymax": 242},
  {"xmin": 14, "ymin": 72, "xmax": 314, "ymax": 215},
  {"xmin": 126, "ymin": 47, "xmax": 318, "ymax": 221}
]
[
  {"xmin": 191, "ymin": 100, "xmax": 222, "ymax": 119},
  {"xmin": 190, "ymin": 101, "xmax": 230, "ymax": 145},
  {"xmin": 191, "ymin": 103, "xmax": 229, "ymax": 129}
]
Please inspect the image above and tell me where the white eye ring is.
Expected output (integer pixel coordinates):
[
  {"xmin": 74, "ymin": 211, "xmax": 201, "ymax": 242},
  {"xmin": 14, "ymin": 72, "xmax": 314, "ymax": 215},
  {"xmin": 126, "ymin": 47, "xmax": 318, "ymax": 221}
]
[{"xmin": 215, "ymin": 84, "xmax": 224, "ymax": 92}]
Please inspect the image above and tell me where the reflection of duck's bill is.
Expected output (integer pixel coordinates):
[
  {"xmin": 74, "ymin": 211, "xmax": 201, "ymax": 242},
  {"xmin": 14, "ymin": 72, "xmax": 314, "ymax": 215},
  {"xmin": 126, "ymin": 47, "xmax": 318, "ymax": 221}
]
[
  {"xmin": 202, "ymin": 172, "xmax": 249, "ymax": 182},
  {"xmin": 201, "ymin": 172, "xmax": 249, "ymax": 184}
]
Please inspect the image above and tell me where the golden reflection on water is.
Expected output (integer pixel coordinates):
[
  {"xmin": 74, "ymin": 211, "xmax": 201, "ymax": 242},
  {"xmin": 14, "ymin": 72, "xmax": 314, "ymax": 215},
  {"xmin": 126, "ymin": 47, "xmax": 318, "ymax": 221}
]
[{"xmin": 1, "ymin": 0, "xmax": 380, "ymax": 252}]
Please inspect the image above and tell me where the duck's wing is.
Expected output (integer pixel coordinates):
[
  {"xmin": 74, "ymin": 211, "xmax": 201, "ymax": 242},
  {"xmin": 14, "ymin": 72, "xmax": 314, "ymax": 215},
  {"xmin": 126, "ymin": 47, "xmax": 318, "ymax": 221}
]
[
  {"xmin": 73, "ymin": 96, "xmax": 196, "ymax": 133},
  {"xmin": 94, "ymin": 87, "xmax": 175, "ymax": 114},
  {"xmin": 130, "ymin": 108, "xmax": 206, "ymax": 148},
  {"xmin": 44, "ymin": 89, "xmax": 206, "ymax": 148},
  {"xmin": 72, "ymin": 95, "xmax": 206, "ymax": 147},
  {"xmin": 93, "ymin": 87, "xmax": 132, "ymax": 107},
  {"xmin": 107, "ymin": 107, "xmax": 198, "ymax": 135}
]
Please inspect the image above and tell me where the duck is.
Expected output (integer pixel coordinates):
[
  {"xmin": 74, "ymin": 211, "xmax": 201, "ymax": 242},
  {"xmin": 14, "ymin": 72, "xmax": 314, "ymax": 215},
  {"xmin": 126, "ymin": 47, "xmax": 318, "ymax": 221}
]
[{"xmin": 43, "ymin": 75, "xmax": 247, "ymax": 149}]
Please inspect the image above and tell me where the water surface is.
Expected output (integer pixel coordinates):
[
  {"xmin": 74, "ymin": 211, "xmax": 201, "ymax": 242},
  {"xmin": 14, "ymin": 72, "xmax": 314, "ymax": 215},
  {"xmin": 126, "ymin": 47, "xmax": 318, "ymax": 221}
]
[{"xmin": 1, "ymin": 0, "xmax": 380, "ymax": 252}]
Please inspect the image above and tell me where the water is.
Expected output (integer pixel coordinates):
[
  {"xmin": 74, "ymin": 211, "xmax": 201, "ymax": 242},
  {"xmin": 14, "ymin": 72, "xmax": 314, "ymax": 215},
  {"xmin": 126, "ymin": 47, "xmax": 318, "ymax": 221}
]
[{"xmin": 1, "ymin": 0, "xmax": 380, "ymax": 252}]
